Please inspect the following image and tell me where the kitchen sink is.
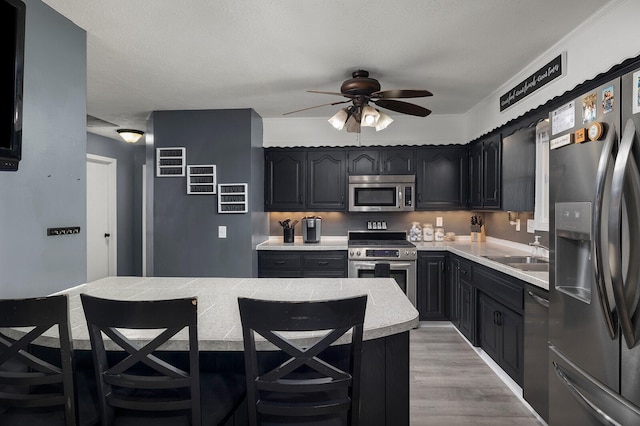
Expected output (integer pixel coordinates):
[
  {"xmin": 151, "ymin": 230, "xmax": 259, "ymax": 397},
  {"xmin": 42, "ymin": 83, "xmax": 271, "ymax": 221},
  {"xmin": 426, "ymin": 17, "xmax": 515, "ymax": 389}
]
[{"xmin": 482, "ymin": 255, "xmax": 549, "ymax": 272}]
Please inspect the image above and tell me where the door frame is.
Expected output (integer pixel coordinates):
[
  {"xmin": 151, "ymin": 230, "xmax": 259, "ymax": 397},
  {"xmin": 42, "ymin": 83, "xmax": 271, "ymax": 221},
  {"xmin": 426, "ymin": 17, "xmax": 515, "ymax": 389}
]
[{"xmin": 86, "ymin": 153, "xmax": 118, "ymax": 278}]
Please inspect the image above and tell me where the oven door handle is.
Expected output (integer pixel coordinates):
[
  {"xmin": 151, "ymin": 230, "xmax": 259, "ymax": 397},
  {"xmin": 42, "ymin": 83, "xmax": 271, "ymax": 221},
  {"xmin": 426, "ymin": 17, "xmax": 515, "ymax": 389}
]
[{"xmin": 350, "ymin": 262, "xmax": 414, "ymax": 269}]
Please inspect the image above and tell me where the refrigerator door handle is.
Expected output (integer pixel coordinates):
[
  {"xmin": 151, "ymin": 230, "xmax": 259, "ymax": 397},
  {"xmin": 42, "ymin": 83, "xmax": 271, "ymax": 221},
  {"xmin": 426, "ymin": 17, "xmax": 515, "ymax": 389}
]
[
  {"xmin": 553, "ymin": 361, "xmax": 622, "ymax": 426},
  {"xmin": 592, "ymin": 124, "xmax": 618, "ymax": 339},
  {"xmin": 608, "ymin": 119, "xmax": 640, "ymax": 349}
]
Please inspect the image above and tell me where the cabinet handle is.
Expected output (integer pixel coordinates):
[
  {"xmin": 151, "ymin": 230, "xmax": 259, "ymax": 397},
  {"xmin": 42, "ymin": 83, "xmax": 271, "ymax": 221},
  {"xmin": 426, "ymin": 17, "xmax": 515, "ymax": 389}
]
[
  {"xmin": 460, "ymin": 269, "xmax": 467, "ymax": 275},
  {"xmin": 341, "ymin": 195, "xmax": 344, "ymax": 205},
  {"xmin": 495, "ymin": 311, "xmax": 503, "ymax": 326},
  {"xmin": 275, "ymin": 261, "xmax": 286, "ymax": 265},
  {"xmin": 299, "ymin": 194, "xmax": 303, "ymax": 204},
  {"xmin": 418, "ymin": 193, "xmax": 422, "ymax": 202},
  {"xmin": 317, "ymin": 261, "xmax": 329, "ymax": 266}
]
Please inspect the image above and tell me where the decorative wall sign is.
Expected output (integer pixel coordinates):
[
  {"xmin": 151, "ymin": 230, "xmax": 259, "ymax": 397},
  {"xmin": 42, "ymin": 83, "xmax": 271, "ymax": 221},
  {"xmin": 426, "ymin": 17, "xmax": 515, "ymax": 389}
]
[{"xmin": 500, "ymin": 54, "xmax": 564, "ymax": 112}]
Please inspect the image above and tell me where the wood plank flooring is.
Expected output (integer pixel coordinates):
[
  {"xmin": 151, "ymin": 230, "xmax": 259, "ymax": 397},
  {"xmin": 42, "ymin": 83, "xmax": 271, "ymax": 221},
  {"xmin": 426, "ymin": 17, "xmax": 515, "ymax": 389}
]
[{"xmin": 410, "ymin": 323, "xmax": 544, "ymax": 426}]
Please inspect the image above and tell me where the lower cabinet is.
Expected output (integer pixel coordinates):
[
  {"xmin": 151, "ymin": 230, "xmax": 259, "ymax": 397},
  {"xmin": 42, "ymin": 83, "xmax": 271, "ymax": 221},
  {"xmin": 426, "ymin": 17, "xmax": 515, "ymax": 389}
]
[
  {"xmin": 478, "ymin": 293, "xmax": 524, "ymax": 386},
  {"xmin": 447, "ymin": 255, "xmax": 475, "ymax": 343},
  {"xmin": 258, "ymin": 251, "xmax": 347, "ymax": 278},
  {"xmin": 417, "ymin": 253, "xmax": 447, "ymax": 320}
]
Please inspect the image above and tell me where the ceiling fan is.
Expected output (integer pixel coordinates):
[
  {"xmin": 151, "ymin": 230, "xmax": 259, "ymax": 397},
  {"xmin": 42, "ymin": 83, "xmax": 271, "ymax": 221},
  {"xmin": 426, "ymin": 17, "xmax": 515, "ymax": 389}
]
[{"xmin": 283, "ymin": 70, "xmax": 433, "ymax": 133}]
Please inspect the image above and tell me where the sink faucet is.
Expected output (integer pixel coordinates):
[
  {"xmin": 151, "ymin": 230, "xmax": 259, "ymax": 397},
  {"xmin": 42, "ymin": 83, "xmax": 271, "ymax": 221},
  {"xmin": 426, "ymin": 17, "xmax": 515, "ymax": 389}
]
[{"xmin": 529, "ymin": 235, "xmax": 550, "ymax": 257}]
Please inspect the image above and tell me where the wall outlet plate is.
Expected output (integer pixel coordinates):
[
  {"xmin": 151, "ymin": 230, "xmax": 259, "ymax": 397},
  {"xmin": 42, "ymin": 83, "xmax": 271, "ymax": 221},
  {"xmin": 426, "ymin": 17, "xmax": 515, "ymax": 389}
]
[
  {"xmin": 218, "ymin": 225, "xmax": 227, "ymax": 238},
  {"xmin": 436, "ymin": 217, "xmax": 443, "ymax": 227},
  {"xmin": 527, "ymin": 219, "xmax": 535, "ymax": 233}
]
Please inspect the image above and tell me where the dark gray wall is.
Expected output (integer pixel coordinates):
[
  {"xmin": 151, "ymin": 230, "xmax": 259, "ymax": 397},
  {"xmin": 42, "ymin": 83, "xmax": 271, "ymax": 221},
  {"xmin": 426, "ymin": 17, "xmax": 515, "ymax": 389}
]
[
  {"xmin": 0, "ymin": 0, "xmax": 86, "ymax": 297},
  {"xmin": 147, "ymin": 109, "xmax": 267, "ymax": 277},
  {"xmin": 87, "ymin": 133, "xmax": 145, "ymax": 276}
]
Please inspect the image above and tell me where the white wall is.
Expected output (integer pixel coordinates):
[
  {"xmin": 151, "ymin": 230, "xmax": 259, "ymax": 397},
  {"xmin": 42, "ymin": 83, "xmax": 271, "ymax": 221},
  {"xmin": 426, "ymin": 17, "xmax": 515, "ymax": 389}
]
[{"xmin": 264, "ymin": 0, "xmax": 640, "ymax": 147}]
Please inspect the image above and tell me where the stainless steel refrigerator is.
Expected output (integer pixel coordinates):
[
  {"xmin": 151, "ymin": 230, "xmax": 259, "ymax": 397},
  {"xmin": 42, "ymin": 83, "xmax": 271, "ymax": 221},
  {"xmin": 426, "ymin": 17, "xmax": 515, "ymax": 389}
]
[{"xmin": 548, "ymin": 70, "xmax": 640, "ymax": 425}]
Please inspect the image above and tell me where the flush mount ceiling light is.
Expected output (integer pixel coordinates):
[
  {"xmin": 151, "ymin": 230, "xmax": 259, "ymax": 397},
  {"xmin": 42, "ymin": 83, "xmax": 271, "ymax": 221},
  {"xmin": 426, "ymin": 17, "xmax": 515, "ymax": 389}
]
[
  {"xmin": 285, "ymin": 70, "xmax": 432, "ymax": 134},
  {"xmin": 116, "ymin": 129, "xmax": 144, "ymax": 143}
]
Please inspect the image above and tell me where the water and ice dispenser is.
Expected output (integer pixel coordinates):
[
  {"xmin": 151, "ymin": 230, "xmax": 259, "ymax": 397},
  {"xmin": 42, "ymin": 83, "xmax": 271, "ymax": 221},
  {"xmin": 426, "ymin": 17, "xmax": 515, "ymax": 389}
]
[{"xmin": 555, "ymin": 202, "xmax": 594, "ymax": 303}]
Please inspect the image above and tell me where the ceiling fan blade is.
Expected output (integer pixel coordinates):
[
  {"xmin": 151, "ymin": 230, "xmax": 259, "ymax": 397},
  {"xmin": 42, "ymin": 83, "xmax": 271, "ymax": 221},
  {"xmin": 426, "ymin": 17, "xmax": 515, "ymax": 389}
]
[
  {"xmin": 372, "ymin": 89, "xmax": 433, "ymax": 99},
  {"xmin": 307, "ymin": 90, "xmax": 354, "ymax": 97},
  {"xmin": 282, "ymin": 100, "xmax": 351, "ymax": 115},
  {"xmin": 374, "ymin": 99, "xmax": 432, "ymax": 117}
]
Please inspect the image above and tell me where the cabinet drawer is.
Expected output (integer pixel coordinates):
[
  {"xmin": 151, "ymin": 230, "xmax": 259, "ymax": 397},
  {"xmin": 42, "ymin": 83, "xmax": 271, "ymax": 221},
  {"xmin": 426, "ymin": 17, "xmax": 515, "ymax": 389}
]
[
  {"xmin": 303, "ymin": 254, "xmax": 346, "ymax": 271},
  {"xmin": 474, "ymin": 266, "xmax": 524, "ymax": 313},
  {"xmin": 259, "ymin": 253, "xmax": 302, "ymax": 270}
]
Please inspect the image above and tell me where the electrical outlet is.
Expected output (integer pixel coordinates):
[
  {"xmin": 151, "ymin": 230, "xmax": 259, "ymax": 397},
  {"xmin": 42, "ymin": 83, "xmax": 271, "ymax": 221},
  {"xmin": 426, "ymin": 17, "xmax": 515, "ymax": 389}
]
[
  {"xmin": 436, "ymin": 217, "xmax": 443, "ymax": 227},
  {"xmin": 527, "ymin": 219, "xmax": 535, "ymax": 233},
  {"xmin": 218, "ymin": 225, "xmax": 227, "ymax": 238},
  {"xmin": 515, "ymin": 219, "xmax": 521, "ymax": 231}
]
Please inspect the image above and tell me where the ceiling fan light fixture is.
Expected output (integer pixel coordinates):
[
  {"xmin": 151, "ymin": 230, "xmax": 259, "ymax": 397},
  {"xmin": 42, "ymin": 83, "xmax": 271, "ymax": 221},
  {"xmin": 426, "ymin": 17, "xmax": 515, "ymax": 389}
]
[
  {"xmin": 361, "ymin": 105, "xmax": 380, "ymax": 127},
  {"xmin": 375, "ymin": 111, "xmax": 393, "ymax": 131},
  {"xmin": 328, "ymin": 108, "xmax": 349, "ymax": 130},
  {"xmin": 116, "ymin": 129, "xmax": 144, "ymax": 143},
  {"xmin": 345, "ymin": 114, "xmax": 361, "ymax": 133}
]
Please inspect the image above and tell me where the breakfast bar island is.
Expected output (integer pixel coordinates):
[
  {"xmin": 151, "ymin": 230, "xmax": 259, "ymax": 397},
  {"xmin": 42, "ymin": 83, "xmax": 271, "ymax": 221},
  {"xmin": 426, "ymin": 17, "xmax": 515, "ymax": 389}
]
[{"xmin": 58, "ymin": 276, "xmax": 419, "ymax": 425}]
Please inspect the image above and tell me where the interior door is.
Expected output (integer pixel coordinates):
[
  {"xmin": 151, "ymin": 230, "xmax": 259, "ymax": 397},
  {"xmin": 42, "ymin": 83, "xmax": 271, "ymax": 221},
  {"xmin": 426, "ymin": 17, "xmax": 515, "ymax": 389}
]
[{"xmin": 86, "ymin": 154, "xmax": 117, "ymax": 282}]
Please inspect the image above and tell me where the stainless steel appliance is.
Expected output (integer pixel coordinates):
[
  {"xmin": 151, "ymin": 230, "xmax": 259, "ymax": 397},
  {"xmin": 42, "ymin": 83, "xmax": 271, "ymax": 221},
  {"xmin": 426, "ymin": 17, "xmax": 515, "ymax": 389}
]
[
  {"xmin": 347, "ymin": 231, "xmax": 417, "ymax": 307},
  {"xmin": 301, "ymin": 216, "xmax": 322, "ymax": 243},
  {"xmin": 348, "ymin": 175, "xmax": 415, "ymax": 212},
  {"xmin": 548, "ymin": 71, "xmax": 640, "ymax": 424}
]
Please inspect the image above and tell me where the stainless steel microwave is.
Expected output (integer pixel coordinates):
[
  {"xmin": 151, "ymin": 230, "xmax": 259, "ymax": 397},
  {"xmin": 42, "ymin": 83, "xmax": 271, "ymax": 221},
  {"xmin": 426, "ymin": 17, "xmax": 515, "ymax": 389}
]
[{"xmin": 348, "ymin": 175, "xmax": 415, "ymax": 212}]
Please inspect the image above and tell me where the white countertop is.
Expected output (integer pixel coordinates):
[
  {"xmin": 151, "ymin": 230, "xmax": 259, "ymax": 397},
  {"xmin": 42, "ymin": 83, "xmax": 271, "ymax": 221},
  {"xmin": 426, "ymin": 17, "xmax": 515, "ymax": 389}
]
[
  {"xmin": 256, "ymin": 236, "xmax": 549, "ymax": 290},
  {"xmin": 42, "ymin": 276, "xmax": 418, "ymax": 352}
]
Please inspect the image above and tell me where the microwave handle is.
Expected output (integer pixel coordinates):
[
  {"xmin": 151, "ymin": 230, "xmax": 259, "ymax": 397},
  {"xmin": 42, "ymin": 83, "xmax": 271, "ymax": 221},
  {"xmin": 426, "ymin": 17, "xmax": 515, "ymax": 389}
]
[{"xmin": 398, "ymin": 189, "xmax": 402, "ymax": 208}]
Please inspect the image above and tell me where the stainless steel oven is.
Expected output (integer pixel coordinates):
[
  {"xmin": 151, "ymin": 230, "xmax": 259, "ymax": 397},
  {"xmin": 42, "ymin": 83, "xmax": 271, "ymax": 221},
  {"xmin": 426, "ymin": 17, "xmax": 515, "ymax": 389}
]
[{"xmin": 347, "ymin": 231, "xmax": 417, "ymax": 307}]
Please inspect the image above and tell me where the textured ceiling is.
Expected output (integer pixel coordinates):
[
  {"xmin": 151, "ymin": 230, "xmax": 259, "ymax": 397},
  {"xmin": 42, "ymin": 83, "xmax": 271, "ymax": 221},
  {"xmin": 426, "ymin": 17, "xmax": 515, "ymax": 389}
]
[{"xmin": 41, "ymin": 0, "xmax": 609, "ymax": 141}]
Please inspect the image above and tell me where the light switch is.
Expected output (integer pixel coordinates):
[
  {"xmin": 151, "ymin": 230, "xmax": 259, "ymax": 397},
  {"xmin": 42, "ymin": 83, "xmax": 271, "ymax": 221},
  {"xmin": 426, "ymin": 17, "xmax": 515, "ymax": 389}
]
[
  {"xmin": 436, "ymin": 217, "xmax": 443, "ymax": 227},
  {"xmin": 218, "ymin": 225, "xmax": 227, "ymax": 238}
]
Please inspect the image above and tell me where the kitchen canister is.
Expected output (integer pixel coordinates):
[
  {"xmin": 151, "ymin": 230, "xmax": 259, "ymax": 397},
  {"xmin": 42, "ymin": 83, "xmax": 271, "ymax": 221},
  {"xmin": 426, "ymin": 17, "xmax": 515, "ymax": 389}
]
[
  {"xmin": 422, "ymin": 223, "xmax": 434, "ymax": 242},
  {"xmin": 435, "ymin": 227, "xmax": 445, "ymax": 242},
  {"xmin": 409, "ymin": 222, "xmax": 422, "ymax": 242}
]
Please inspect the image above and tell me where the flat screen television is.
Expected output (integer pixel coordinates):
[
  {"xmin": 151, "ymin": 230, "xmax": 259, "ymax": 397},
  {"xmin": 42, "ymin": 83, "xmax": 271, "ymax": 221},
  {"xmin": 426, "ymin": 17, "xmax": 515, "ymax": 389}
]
[{"xmin": 0, "ymin": 0, "xmax": 26, "ymax": 171}]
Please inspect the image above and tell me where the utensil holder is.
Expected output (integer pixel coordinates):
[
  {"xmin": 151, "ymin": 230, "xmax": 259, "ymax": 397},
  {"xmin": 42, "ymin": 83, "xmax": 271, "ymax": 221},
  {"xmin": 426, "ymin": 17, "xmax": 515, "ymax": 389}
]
[
  {"xmin": 283, "ymin": 227, "xmax": 294, "ymax": 243},
  {"xmin": 470, "ymin": 225, "xmax": 486, "ymax": 242}
]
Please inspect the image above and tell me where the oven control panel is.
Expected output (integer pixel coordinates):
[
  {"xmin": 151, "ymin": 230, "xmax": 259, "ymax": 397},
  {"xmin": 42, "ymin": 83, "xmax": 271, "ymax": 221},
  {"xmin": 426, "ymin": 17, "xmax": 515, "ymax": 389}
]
[{"xmin": 348, "ymin": 248, "xmax": 417, "ymax": 261}]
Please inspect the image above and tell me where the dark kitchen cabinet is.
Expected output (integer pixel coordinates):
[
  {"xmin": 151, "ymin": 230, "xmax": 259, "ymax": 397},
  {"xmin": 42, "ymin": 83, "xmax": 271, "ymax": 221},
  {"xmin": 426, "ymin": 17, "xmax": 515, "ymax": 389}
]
[
  {"xmin": 258, "ymin": 251, "xmax": 347, "ymax": 278},
  {"xmin": 416, "ymin": 145, "xmax": 468, "ymax": 210},
  {"xmin": 264, "ymin": 149, "xmax": 346, "ymax": 211},
  {"xmin": 347, "ymin": 147, "xmax": 415, "ymax": 175},
  {"xmin": 475, "ymin": 265, "xmax": 525, "ymax": 386},
  {"xmin": 417, "ymin": 253, "xmax": 447, "ymax": 320},
  {"xmin": 502, "ymin": 127, "xmax": 536, "ymax": 212},
  {"xmin": 458, "ymin": 277, "xmax": 476, "ymax": 344},
  {"xmin": 265, "ymin": 149, "xmax": 305, "ymax": 211},
  {"xmin": 447, "ymin": 255, "xmax": 473, "ymax": 329},
  {"xmin": 306, "ymin": 149, "xmax": 347, "ymax": 211},
  {"xmin": 478, "ymin": 292, "xmax": 524, "ymax": 386},
  {"xmin": 469, "ymin": 138, "xmax": 501, "ymax": 210}
]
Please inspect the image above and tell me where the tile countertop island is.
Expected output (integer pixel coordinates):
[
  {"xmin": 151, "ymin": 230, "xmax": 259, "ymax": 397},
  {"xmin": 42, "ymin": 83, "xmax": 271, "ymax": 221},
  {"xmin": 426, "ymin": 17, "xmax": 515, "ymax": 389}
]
[{"xmin": 257, "ymin": 236, "xmax": 549, "ymax": 290}]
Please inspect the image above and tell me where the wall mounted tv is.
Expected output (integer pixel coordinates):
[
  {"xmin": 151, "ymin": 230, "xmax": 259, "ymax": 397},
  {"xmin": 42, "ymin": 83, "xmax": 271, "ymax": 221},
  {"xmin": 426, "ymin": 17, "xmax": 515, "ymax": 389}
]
[{"xmin": 0, "ymin": 0, "xmax": 26, "ymax": 171}]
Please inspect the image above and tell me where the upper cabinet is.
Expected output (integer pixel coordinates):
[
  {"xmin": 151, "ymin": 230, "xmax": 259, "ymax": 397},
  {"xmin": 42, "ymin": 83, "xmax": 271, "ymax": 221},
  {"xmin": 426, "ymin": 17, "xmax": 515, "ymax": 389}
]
[
  {"xmin": 502, "ymin": 126, "xmax": 536, "ymax": 212},
  {"xmin": 469, "ymin": 138, "xmax": 501, "ymax": 210},
  {"xmin": 347, "ymin": 147, "xmax": 415, "ymax": 175},
  {"xmin": 265, "ymin": 149, "xmax": 305, "ymax": 211},
  {"xmin": 264, "ymin": 148, "xmax": 346, "ymax": 212},
  {"xmin": 416, "ymin": 145, "xmax": 468, "ymax": 210}
]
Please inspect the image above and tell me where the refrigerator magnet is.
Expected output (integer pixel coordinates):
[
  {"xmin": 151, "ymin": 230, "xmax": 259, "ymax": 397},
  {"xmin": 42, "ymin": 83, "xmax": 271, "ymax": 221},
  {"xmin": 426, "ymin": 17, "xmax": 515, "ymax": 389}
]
[
  {"xmin": 575, "ymin": 128, "xmax": 586, "ymax": 143},
  {"xmin": 588, "ymin": 122, "xmax": 604, "ymax": 141}
]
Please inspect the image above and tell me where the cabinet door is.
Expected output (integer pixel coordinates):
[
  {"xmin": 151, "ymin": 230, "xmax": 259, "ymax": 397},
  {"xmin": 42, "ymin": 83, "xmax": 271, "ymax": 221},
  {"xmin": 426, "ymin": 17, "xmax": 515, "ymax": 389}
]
[
  {"xmin": 469, "ymin": 141, "xmax": 483, "ymax": 209},
  {"xmin": 458, "ymin": 279, "xmax": 475, "ymax": 343},
  {"xmin": 416, "ymin": 146, "xmax": 468, "ymax": 210},
  {"xmin": 478, "ymin": 293, "xmax": 501, "ymax": 362},
  {"xmin": 307, "ymin": 150, "xmax": 346, "ymax": 211},
  {"xmin": 381, "ymin": 148, "xmax": 415, "ymax": 174},
  {"xmin": 264, "ymin": 150, "xmax": 305, "ymax": 211},
  {"xmin": 482, "ymin": 139, "xmax": 501, "ymax": 209},
  {"xmin": 417, "ymin": 254, "xmax": 446, "ymax": 320},
  {"xmin": 347, "ymin": 150, "xmax": 379, "ymax": 174},
  {"xmin": 446, "ymin": 256, "xmax": 460, "ymax": 325},
  {"xmin": 500, "ymin": 306, "xmax": 524, "ymax": 386}
]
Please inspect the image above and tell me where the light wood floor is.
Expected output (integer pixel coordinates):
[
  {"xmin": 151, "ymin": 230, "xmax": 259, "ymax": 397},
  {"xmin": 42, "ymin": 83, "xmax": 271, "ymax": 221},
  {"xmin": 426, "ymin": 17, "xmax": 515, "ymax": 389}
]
[{"xmin": 410, "ymin": 323, "xmax": 544, "ymax": 426}]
